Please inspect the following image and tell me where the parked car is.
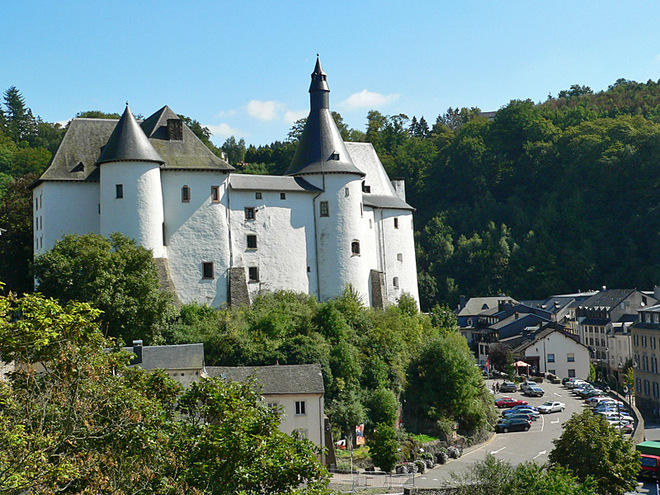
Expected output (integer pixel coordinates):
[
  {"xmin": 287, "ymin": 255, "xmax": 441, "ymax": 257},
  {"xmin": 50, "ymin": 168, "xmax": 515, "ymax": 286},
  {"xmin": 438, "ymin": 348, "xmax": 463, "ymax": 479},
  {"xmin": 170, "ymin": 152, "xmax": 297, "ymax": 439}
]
[
  {"xmin": 520, "ymin": 380, "xmax": 536, "ymax": 392},
  {"xmin": 566, "ymin": 379, "xmax": 587, "ymax": 389},
  {"xmin": 495, "ymin": 417, "xmax": 531, "ymax": 433},
  {"xmin": 585, "ymin": 396, "xmax": 609, "ymax": 406},
  {"xmin": 499, "ymin": 381, "xmax": 518, "ymax": 393},
  {"xmin": 597, "ymin": 410, "xmax": 634, "ymax": 423},
  {"xmin": 495, "ymin": 397, "xmax": 528, "ymax": 408},
  {"xmin": 581, "ymin": 389, "xmax": 604, "ymax": 399},
  {"xmin": 537, "ymin": 401, "xmax": 565, "ymax": 413},
  {"xmin": 506, "ymin": 404, "xmax": 539, "ymax": 412},
  {"xmin": 503, "ymin": 408, "xmax": 539, "ymax": 420},
  {"xmin": 524, "ymin": 385, "xmax": 545, "ymax": 397},
  {"xmin": 505, "ymin": 412, "xmax": 535, "ymax": 422}
]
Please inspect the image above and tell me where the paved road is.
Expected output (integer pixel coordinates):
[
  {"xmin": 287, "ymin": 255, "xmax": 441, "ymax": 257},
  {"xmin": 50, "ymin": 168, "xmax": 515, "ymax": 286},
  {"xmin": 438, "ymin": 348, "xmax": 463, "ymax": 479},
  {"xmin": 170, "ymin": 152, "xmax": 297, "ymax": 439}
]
[{"xmin": 414, "ymin": 379, "xmax": 593, "ymax": 488}]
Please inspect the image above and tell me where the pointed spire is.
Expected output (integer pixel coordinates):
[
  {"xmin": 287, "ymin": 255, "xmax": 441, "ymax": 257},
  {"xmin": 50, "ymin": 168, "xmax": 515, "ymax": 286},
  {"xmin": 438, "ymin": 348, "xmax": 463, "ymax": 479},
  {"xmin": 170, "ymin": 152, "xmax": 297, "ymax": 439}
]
[
  {"xmin": 97, "ymin": 103, "xmax": 164, "ymax": 165},
  {"xmin": 286, "ymin": 58, "xmax": 364, "ymax": 177}
]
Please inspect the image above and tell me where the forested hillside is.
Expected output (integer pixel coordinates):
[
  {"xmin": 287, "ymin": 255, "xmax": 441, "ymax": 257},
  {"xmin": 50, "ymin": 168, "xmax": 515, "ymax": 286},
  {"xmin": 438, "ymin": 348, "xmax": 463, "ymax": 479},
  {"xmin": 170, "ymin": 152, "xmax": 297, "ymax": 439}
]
[{"xmin": 4, "ymin": 80, "xmax": 660, "ymax": 310}]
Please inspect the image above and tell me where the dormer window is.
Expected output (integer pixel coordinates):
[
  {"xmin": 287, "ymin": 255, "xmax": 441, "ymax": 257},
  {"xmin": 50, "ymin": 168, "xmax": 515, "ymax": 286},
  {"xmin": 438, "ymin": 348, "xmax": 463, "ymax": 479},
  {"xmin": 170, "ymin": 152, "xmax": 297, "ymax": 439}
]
[
  {"xmin": 362, "ymin": 183, "xmax": 371, "ymax": 193},
  {"xmin": 330, "ymin": 152, "xmax": 340, "ymax": 161}
]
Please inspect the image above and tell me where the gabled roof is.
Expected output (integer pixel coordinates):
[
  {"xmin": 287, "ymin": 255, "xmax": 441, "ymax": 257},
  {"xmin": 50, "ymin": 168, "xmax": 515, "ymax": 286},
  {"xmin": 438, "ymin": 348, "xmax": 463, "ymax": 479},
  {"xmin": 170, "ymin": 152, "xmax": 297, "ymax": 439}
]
[
  {"xmin": 514, "ymin": 326, "xmax": 585, "ymax": 354},
  {"xmin": 457, "ymin": 296, "xmax": 518, "ymax": 317},
  {"xmin": 229, "ymin": 174, "xmax": 322, "ymax": 192},
  {"xmin": 125, "ymin": 343, "xmax": 205, "ymax": 371},
  {"xmin": 206, "ymin": 364, "xmax": 325, "ymax": 395},
  {"xmin": 579, "ymin": 289, "xmax": 637, "ymax": 309},
  {"xmin": 97, "ymin": 104, "xmax": 164, "ymax": 165}
]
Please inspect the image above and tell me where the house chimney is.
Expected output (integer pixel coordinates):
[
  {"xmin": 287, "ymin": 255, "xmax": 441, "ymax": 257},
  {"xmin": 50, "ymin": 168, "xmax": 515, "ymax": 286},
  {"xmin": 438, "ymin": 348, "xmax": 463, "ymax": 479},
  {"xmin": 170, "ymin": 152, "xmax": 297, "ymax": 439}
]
[
  {"xmin": 391, "ymin": 178, "xmax": 406, "ymax": 201},
  {"xmin": 167, "ymin": 119, "xmax": 183, "ymax": 141},
  {"xmin": 132, "ymin": 339, "xmax": 143, "ymax": 365},
  {"xmin": 459, "ymin": 295, "xmax": 466, "ymax": 310}
]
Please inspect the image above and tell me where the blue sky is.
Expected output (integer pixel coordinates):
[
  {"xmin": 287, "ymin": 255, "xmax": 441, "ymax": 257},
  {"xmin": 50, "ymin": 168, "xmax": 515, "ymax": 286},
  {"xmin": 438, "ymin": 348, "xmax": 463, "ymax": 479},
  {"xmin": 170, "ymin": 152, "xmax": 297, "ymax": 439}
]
[{"xmin": 4, "ymin": 1, "xmax": 660, "ymax": 147}]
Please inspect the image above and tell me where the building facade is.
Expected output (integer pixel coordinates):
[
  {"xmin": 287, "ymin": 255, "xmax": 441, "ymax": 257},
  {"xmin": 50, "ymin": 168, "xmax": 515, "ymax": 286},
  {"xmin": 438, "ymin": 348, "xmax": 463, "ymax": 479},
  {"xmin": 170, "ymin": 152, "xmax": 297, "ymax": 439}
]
[
  {"xmin": 32, "ymin": 58, "xmax": 419, "ymax": 308},
  {"xmin": 632, "ymin": 304, "xmax": 660, "ymax": 411}
]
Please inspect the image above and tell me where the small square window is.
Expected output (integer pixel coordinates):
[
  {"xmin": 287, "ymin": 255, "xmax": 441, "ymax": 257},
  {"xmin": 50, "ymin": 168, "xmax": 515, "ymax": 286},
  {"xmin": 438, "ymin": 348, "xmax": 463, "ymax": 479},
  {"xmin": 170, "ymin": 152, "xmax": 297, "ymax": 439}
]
[
  {"xmin": 202, "ymin": 262, "xmax": 214, "ymax": 279},
  {"xmin": 295, "ymin": 400, "xmax": 306, "ymax": 415},
  {"xmin": 248, "ymin": 266, "xmax": 259, "ymax": 282},
  {"xmin": 247, "ymin": 234, "xmax": 257, "ymax": 249},
  {"xmin": 351, "ymin": 241, "xmax": 360, "ymax": 256},
  {"xmin": 211, "ymin": 186, "xmax": 220, "ymax": 203},
  {"xmin": 320, "ymin": 201, "xmax": 329, "ymax": 217},
  {"xmin": 245, "ymin": 207, "xmax": 255, "ymax": 220},
  {"xmin": 393, "ymin": 276, "xmax": 399, "ymax": 288},
  {"xmin": 568, "ymin": 369, "xmax": 575, "ymax": 377},
  {"xmin": 181, "ymin": 185, "xmax": 191, "ymax": 203},
  {"xmin": 397, "ymin": 253, "xmax": 403, "ymax": 262},
  {"xmin": 394, "ymin": 217, "xmax": 399, "ymax": 229},
  {"xmin": 116, "ymin": 184, "xmax": 124, "ymax": 199},
  {"xmin": 280, "ymin": 192, "xmax": 286, "ymax": 200},
  {"xmin": 547, "ymin": 353, "xmax": 555, "ymax": 363},
  {"xmin": 567, "ymin": 353, "xmax": 575, "ymax": 362},
  {"xmin": 255, "ymin": 192, "xmax": 262, "ymax": 199}
]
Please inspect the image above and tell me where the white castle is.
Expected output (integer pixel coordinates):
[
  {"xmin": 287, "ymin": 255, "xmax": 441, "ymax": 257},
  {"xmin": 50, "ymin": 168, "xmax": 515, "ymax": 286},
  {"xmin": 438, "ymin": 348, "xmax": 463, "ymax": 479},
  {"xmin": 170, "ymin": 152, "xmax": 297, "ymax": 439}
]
[{"xmin": 32, "ymin": 58, "xmax": 419, "ymax": 308}]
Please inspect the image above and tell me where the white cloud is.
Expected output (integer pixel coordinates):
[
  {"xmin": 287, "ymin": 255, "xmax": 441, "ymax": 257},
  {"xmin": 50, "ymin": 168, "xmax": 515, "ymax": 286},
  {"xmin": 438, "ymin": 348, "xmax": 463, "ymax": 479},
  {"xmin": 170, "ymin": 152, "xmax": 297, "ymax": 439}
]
[
  {"xmin": 246, "ymin": 100, "xmax": 285, "ymax": 121},
  {"xmin": 216, "ymin": 109, "xmax": 236, "ymax": 117},
  {"xmin": 340, "ymin": 89, "xmax": 399, "ymax": 110},
  {"xmin": 206, "ymin": 123, "xmax": 243, "ymax": 138},
  {"xmin": 284, "ymin": 109, "xmax": 308, "ymax": 124}
]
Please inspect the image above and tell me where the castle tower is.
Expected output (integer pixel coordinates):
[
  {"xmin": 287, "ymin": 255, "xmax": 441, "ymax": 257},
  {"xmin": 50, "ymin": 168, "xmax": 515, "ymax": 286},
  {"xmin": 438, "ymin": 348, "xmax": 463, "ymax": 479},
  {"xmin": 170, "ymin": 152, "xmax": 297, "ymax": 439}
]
[
  {"xmin": 97, "ymin": 104, "xmax": 166, "ymax": 258},
  {"xmin": 287, "ymin": 57, "xmax": 369, "ymax": 302}
]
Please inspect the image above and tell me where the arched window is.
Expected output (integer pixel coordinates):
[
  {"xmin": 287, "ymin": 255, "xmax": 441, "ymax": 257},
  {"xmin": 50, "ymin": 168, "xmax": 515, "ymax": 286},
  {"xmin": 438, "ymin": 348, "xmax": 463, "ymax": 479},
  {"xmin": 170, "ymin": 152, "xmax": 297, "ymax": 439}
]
[
  {"xmin": 351, "ymin": 240, "xmax": 360, "ymax": 256},
  {"xmin": 181, "ymin": 185, "xmax": 191, "ymax": 203},
  {"xmin": 393, "ymin": 276, "xmax": 399, "ymax": 288}
]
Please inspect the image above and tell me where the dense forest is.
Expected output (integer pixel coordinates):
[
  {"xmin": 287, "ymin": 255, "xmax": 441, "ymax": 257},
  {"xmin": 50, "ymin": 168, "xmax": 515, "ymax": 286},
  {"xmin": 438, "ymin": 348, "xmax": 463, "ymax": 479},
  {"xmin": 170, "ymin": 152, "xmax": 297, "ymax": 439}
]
[{"xmin": 4, "ymin": 79, "xmax": 660, "ymax": 310}]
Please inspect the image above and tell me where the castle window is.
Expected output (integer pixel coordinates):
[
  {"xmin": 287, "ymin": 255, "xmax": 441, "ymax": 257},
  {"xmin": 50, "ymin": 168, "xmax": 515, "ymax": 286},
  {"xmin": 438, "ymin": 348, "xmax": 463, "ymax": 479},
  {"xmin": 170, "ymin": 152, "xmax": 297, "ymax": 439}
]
[
  {"xmin": 202, "ymin": 262, "xmax": 214, "ymax": 279},
  {"xmin": 280, "ymin": 192, "xmax": 286, "ymax": 200},
  {"xmin": 351, "ymin": 240, "xmax": 360, "ymax": 256},
  {"xmin": 245, "ymin": 207, "xmax": 255, "ymax": 220},
  {"xmin": 181, "ymin": 185, "xmax": 191, "ymax": 203},
  {"xmin": 360, "ymin": 202, "xmax": 363, "ymax": 217},
  {"xmin": 330, "ymin": 152, "xmax": 339, "ymax": 161},
  {"xmin": 255, "ymin": 192, "xmax": 262, "ymax": 199},
  {"xmin": 211, "ymin": 186, "xmax": 220, "ymax": 203},
  {"xmin": 248, "ymin": 266, "xmax": 259, "ymax": 282},
  {"xmin": 362, "ymin": 183, "xmax": 371, "ymax": 193},
  {"xmin": 397, "ymin": 253, "xmax": 403, "ymax": 262},
  {"xmin": 116, "ymin": 184, "xmax": 123, "ymax": 199},
  {"xmin": 393, "ymin": 277, "xmax": 399, "ymax": 288},
  {"xmin": 344, "ymin": 187, "xmax": 349, "ymax": 197},
  {"xmin": 320, "ymin": 201, "xmax": 329, "ymax": 217},
  {"xmin": 247, "ymin": 234, "xmax": 257, "ymax": 250},
  {"xmin": 394, "ymin": 217, "xmax": 399, "ymax": 229}
]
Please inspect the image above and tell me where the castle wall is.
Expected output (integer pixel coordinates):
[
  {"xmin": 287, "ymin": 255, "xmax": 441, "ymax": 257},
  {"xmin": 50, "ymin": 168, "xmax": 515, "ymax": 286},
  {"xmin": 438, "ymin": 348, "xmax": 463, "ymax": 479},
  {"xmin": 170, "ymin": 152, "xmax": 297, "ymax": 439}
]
[
  {"xmin": 304, "ymin": 174, "xmax": 371, "ymax": 302},
  {"xmin": 100, "ymin": 161, "xmax": 165, "ymax": 258},
  {"xmin": 161, "ymin": 171, "xmax": 231, "ymax": 306},
  {"xmin": 379, "ymin": 209, "xmax": 419, "ymax": 306},
  {"xmin": 228, "ymin": 188, "xmax": 316, "ymax": 301},
  {"xmin": 33, "ymin": 181, "xmax": 100, "ymax": 256}
]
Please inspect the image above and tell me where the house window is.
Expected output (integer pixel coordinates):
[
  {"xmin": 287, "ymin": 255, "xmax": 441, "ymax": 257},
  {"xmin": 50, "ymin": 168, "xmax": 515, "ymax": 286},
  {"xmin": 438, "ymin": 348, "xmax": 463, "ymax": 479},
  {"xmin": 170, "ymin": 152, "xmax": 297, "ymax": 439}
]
[
  {"xmin": 643, "ymin": 336, "xmax": 648, "ymax": 348},
  {"xmin": 295, "ymin": 401, "xmax": 306, "ymax": 415},
  {"xmin": 211, "ymin": 186, "xmax": 220, "ymax": 203},
  {"xmin": 567, "ymin": 353, "xmax": 575, "ymax": 362},
  {"xmin": 202, "ymin": 262, "xmax": 214, "ymax": 279},
  {"xmin": 245, "ymin": 207, "xmax": 255, "ymax": 220},
  {"xmin": 351, "ymin": 240, "xmax": 360, "ymax": 256},
  {"xmin": 653, "ymin": 337, "xmax": 657, "ymax": 350},
  {"xmin": 393, "ymin": 277, "xmax": 399, "ymax": 288},
  {"xmin": 645, "ymin": 379, "xmax": 650, "ymax": 395},
  {"xmin": 280, "ymin": 192, "xmax": 286, "ymax": 200},
  {"xmin": 248, "ymin": 266, "xmax": 259, "ymax": 282},
  {"xmin": 116, "ymin": 184, "xmax": 123, "ymax": 199},
  {"xmin": 568, "ymin": 369, "xmax": 576, "ymax": 378},
  {"xmin": 294, "ymin": 428, "xmax": 309, "ymax": 439},
  {"xmin": 320, "ymin": 201, "xmax": 329, "ymax": 217},
  {"xmin": 267, "ymin": 401, "xmax": 278, "ymax": 410},
  {"xmin": 394, "ymin": 217, "xmax": 399, "ymax": 229},
  {"xmin": 397, "ymin": 253, "xmax": 403, "ymax": 262},
  {"xmin": 634, "ymin": 334, "xmax": 639, "ymax": 346},
  {"xmin": 547, "ymin": 354, "xmax": 555, "ymax": 363},
  {"xmin": 654, "ymin": 382, "xmax": 659, "ymax": 398},
  {"xmin": 181, "ymin": 185, "xmax": 191, "ymax": 203},
  {"xmin": 655, "ymin": 313, "xmax": 660, "ymax": 324},
  {"xmin": 246, "ymin": 234, "xmax": 257, "ymax": 250},
  {"xmin": 255, "ymin": 192, "xmax": 262, "ymax": 199}
]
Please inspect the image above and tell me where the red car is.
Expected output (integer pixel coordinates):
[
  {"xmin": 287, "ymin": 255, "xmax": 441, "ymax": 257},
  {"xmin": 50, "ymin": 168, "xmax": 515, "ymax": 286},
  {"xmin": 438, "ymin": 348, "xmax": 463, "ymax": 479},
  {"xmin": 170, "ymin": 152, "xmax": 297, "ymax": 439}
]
[{"xmin": 495, "ymin": 397, "xmax": 528, "ymax": 408}]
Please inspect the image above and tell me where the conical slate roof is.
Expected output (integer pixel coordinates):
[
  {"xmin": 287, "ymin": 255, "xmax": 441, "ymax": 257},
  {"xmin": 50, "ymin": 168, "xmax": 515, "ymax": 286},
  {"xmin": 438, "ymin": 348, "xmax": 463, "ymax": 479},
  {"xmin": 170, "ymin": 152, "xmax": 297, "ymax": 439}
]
[
  {"xmin": 286, "ymin": 57, "xmax": 364, "ymax": 177},
  {"xmin": 97, "ymin": 103, "xmax": 164, "ymax": 165}
]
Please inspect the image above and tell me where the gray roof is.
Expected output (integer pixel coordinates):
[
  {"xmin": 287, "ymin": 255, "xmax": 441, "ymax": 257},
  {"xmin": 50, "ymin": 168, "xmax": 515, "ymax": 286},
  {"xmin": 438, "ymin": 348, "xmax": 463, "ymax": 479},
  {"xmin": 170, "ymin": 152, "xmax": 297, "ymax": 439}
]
[
  {"xmin": 363, "ymin": 194, "xmax": 414, "ymax": 211},
  {"xmin": 206, "ymin": 364, "xmax": 325, "ymax": 395},
  {"xmin": 97, "ymin": 104, "xmax": 164, "ymax": 165},
  {"xmin": 579, "ymin": 289, "xmax": 636, "ymax": 309},
  {"xmin": 34, "ymin": 105, "xmax": 232, "ymax": 187},
  {"xmin": 126, "ymin": 343, "xmax": 205, "ymax": 371},
  {"xmin": 286, "ymin": 58, "xmax": 364, "ymax": 177},
  {"xmin": 230, "ymin": 174, "xmax": 322, "ymax": 192},
  {"xmin": 514, "ymin": 327, "xmax": 584, "ymax": 354},
  {"xmin": 457, "ymin": 296, "xmax": 518, "ymax": 317}
]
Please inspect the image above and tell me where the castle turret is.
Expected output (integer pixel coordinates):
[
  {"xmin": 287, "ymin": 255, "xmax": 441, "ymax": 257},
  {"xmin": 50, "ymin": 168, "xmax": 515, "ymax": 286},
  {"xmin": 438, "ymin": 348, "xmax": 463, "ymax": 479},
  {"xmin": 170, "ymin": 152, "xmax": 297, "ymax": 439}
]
[
  {"xmin": 98, "ymin": 104, "xmax": 166, "ymax": 257},
  {"xmin": 288, "ymin": 57, "xmax": 368, "ymax": 302}
]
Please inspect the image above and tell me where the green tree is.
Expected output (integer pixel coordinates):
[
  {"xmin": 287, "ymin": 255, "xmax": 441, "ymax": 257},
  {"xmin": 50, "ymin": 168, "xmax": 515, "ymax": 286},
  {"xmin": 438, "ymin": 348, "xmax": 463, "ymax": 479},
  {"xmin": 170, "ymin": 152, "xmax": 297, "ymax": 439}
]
[
  {"xmin": 75, "ymin": 110, "xmax": 122, "ymax": 119},
  {"xmin": 3, "ymin": 86, "xmax": 36, "ymax": 142},
  {"xmin": 368, "ymin": 423, "xmax": 399, "ymax": 473},
  {"xmin": 548, "ymin": 409, "xmax": 639, "ymax": 495},
  {"xmin": 33, "ymin": 233, "xmax": 177, "ymax": 344},
  {"xmin": 364, "ymin": 387, "xmax": 398, "ymax": 431},
  {"xmin": 221, "ymin": 135, "xmax": 247, "ymax": 165}
]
